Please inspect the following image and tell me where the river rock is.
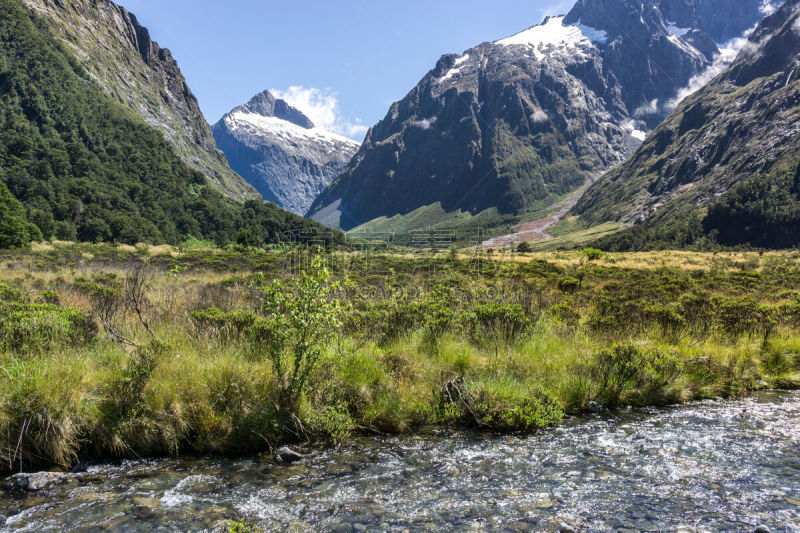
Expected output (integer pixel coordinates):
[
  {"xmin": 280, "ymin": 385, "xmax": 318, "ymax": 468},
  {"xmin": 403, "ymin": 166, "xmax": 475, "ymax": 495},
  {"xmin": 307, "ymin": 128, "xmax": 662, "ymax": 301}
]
[
  {"xmin": 10, "ymin": 471, "xmax": 67, "ymax": 492},
  {"xmin": 588, "ymin": 401, "xmax": 603, "ymax": 413},
  {"xmin": 69, "ymin": 459, "xmax": 89, "ymax": 473},
  {"xmin": 754, "ymin": 526, "xmax": 772, "ymax": 533},
  {"xmin": 275, "ymin": 446, "xmax": 304, "ymax": 464}
]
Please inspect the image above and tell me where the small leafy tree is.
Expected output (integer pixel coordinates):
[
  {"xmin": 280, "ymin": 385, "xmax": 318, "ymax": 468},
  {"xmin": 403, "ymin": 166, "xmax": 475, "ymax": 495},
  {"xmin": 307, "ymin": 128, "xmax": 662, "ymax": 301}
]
[
  {"xmin": 254, "ymin": 254, "xmax": 343, "ymax": 415},
  {"xmin": 580, "ymin": 248, "xmax": 605, "ymax": 262}
]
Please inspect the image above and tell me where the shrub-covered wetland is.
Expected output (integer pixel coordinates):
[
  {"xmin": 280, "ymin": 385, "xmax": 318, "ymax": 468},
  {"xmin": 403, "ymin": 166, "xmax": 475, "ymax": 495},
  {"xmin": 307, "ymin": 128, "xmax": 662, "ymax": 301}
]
[{"xmin": 1, "ymin": 242, "xmax": 800, "ymax": 474}]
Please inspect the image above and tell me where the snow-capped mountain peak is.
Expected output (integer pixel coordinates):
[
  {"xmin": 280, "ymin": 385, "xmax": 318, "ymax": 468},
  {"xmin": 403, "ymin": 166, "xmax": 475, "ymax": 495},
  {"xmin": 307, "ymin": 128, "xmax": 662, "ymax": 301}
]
[
  {"xmin": 213, "ymin": 90, "xmax": 360, "ymax": 216},
  {"xmin": 495, "ymin": 16, "xmax": 608, "ymax": 59}
]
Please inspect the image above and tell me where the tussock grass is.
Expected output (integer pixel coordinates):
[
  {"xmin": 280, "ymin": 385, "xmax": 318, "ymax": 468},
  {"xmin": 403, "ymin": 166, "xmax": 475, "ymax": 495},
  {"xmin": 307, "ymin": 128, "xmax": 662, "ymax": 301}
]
[{"xmin": 1, "ymin": 243, "xmax": 799, "ymax": 472}]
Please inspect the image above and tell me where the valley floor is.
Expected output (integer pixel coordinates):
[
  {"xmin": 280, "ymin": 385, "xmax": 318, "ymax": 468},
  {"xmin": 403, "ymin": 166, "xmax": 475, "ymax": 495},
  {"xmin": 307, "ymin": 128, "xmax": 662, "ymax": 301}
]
[{"xmin": 1, "ymin": 242, "xmax": 799, "ymax": 473}]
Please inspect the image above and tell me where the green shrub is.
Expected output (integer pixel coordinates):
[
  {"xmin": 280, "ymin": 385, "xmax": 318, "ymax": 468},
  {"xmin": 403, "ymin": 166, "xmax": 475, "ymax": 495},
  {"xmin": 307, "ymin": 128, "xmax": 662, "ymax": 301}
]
[
  {"xmin": 227, "ymin": 520, "xmax": 263, "ymax": 533},
  {"xmin": 437, "ymin": 375, "xmax": 563, "ymax": 431},
  {"xmin": 471, "ymin": 380, "xmax": 563, "ymax": 431},
  {"xmin": 557, "ymin": 276, "xmax": 580, "ymax": 293},
  {"xmin": 644, "ymin": 303, "xmax": 686, "ymax": 339},
  {"xmin": 580, "ymin": 248, "xmax": 605, "ymax": 261},
  {"xmin": 0, "ymin": 281, "xmax": 26, "ymax": 303},
  {"xmin": 679, "ymin": 292, "xmax": 715, "ymax": 338},
  {"xmin": 470, "ymin": 302, "xmax": 532, "ymax": 352},
  {"xmin": 0, "ymin": 302, "xmax": 97, "ymax": 353},
  {"xmin": 591, "ymin": 344, "xmax": 682, "ymax": 408},
  {"xmin": 587, "ymin": 297, "xmax": 647, "ymax": 338},
  {"xmin": 516, "ymin": 242, "xmax": 533, "ymax": 253},
  {"xmin": 550, "ymin": 301, "xmax": 581, "ymax": 329},
  {"xmin": 418, "ymin": 286, "xmax": 457, "ymax": 352},
  {"xmin": 345, "ymin": 289, "xmax": 420, "ymax": 345},
  {"xmin": 716, "ymin": 297, "xmax": 762, "ymax": 340},
  {"xmin": 36, "ymin": 290, "xmax": 60, "ymax": 306},
  {"xmin": 303, "ymin": 401, "xmax": 357, "ymax": 443}
]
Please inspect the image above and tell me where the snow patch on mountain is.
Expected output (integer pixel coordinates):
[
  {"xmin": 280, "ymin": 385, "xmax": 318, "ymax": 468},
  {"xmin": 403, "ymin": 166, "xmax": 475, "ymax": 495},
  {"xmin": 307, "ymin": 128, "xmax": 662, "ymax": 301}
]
[
  {"xmin": 495, "ymin": 16, "xmax": 601, "ymax": 59},
  {"xmin": 270, "ymin": 86, "xmax": 368, "ymax": 141},
  {"xmin": 666, "ymin": 21, "xmax": 690, "ymax": 36},
  {"xmin": 226, "ymin": 112, "xmax": 359, "ymax": 148},
  {"xmin": 575, "ymin": 23, "xmax": 608, "ymax": 43},
  {"xmin": 441, "ymin": 54, "xmax": 470, "ymax": 82}
]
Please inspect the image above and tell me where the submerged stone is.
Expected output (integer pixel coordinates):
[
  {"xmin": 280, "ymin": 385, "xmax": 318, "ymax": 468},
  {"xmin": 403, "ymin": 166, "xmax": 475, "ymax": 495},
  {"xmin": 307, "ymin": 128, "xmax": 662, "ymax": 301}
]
[{"xmin": 10, "ymin": 471, "xmax": 66, "ymax": 492}]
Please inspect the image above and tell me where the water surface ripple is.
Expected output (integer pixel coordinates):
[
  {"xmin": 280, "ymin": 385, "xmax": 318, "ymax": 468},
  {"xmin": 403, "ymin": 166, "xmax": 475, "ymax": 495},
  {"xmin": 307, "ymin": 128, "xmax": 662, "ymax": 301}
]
[{"xmin": 2, "ymin": 391, "xmax": 799, "ymax": 532}]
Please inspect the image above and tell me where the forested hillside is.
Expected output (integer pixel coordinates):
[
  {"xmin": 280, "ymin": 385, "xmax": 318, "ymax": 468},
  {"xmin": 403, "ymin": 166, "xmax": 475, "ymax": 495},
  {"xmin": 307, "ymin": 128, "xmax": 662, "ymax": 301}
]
[{"xmin": 0, "ymin": 0, "xmax": 339, "ymax": 247}]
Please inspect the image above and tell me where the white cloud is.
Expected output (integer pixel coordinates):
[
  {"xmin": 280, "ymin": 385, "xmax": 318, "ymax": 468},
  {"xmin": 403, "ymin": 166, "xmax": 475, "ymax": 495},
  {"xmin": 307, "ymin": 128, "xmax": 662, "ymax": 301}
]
[
  {"xmin": 530, "ymin": 109, "xmax": 549, "ymax": 123},
  {"xmin": 412, "ymin": 117, "xmax": 437, "ymax": 130},
  {"xmin": 794, "ymin": 16, "xmax": 800, "ymax": 35},
  {"xmin": 666, "ymin": 29, "xmax": 756, "ymax": 111},
  {"xmin": 270, "ymin": 86, "xmax": 368, "ymax": 140},
  {"xmin": 760, "ymin": 0, "xmax": 777, "ymax": 16},
  {"xmin": 622, "ymin": 119, "xmax": 647, "ymax": 141},
  {"xmin": 633, "ymin": 98, "xmax": 660, "ymax": 117}
]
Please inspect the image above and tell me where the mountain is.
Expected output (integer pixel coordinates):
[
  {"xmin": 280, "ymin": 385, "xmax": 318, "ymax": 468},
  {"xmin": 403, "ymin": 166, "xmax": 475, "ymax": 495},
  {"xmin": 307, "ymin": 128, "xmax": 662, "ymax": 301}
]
[
  {"xmin": 212, "ymin": 91, "xmax": 360, "ymax": 216},
  {"xmin": 0, "ymin": 0, "xmax": 340, "ymax": 247},
  {"xmin": 21, "ymin": 0, "xmax": 258, "ymax": 202},
  {"xmin": 574, "ymin": 0, "xmax": 800, "ymax": 249},
  {"xmin": 308, "ymin": 0, "xmax": 767, "ymax": 231}
]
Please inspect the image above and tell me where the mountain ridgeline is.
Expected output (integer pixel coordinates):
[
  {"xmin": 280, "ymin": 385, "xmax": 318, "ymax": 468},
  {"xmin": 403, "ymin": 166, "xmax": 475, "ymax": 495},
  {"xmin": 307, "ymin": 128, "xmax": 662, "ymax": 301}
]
[
  {"xmin": 213, "ymin": 91, "xmax": 360, "ymax": 216},
  {"xmin": 308, "ymin": 0, "xmax": 767, "ymax": 231},
  {"xmin": 0, "ymin": 0, "xmax": 341, "ymax": 247},
  {"xmin": 576, "ymin": 0, "xmax": 800, "ymax": 250},
  {"xmin": 21, "ymin": 0, "xmax": 258, "ymax": 202}
]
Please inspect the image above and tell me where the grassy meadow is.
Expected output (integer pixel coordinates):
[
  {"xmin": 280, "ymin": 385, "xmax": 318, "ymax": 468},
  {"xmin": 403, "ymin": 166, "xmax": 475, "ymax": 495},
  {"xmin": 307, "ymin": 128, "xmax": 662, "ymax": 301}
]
[{"xmin": 1, "ymin": 242, "xmax": 799, "ymax": 473}]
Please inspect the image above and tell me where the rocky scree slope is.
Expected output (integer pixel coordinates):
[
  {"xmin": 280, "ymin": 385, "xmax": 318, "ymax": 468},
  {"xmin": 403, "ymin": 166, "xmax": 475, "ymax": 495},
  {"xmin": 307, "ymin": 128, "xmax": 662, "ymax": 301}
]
[
  {"xmin": 308, "ymin": 0, "xmax": 767, "ymax": 231},
  {"xmin": 21, "ymin": 0, "xmax": 258, "ymax": 202},
  {"xmin": 573, "ymin": 0, "xmax": 800, "ymax": 227},
  {"xmin": 213, "ymin": 91, "xmax": 360, "ymax": 216}
]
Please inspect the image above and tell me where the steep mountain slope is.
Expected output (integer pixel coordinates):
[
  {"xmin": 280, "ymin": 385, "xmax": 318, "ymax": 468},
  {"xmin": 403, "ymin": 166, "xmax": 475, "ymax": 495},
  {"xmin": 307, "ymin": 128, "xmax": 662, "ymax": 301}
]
[
  {"xmin": 0, "ymin": 0, "xmax": 339, "ymax": 247},
  {"xmin": 573, "ymin": 0, "xmax": 800, "ymax": 247},
  {"xmin": 213, "ymin": 91, "xmax": 360, "ymax": 215},
  {"xmin": 308, "ymin": 0, "xmax": 766, "ymax": 231},
  {"xmin": 21, "ymin": 0, "xmax": 258, "ymax": 202}
]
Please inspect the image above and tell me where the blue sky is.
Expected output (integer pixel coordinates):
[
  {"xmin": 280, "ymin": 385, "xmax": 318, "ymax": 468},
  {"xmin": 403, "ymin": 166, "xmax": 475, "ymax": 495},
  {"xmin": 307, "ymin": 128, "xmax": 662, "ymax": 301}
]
[{"xmin": 120, "ymin": 0, "xmax": 571, "ymax": 140}]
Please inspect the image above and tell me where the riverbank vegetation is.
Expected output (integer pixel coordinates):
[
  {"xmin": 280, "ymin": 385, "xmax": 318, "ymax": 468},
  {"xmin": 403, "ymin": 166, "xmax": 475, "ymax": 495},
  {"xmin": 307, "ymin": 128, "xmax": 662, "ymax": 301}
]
[{"xmin": 1, "ymin": 242, "xmax": 799, "ymax": 472}]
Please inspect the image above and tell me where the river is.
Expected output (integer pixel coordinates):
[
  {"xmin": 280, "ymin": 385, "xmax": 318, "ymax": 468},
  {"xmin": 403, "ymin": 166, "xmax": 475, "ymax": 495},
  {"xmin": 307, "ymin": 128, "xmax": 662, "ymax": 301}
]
[{"xmin": 2, "ymin": 391, "xmax": 799, "ymax": 532}]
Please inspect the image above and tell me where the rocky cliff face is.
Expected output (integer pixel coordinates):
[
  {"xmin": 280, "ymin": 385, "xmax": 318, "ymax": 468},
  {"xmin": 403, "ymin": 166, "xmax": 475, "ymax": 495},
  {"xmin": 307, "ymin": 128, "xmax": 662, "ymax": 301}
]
[
  {"xmin": 213, "ymin": 91, "xmax": 360, "ymax": 216},
  {"xmin": 22, "ymin": 0, "xmax": 258, "ymax": 202},
  {"xmin": 573, "ymin": 0, "xmax": 800, "ymax": 224},
  {"xmin": 308, "ymin": 0, "xmax": 767, "ymax": 231}
]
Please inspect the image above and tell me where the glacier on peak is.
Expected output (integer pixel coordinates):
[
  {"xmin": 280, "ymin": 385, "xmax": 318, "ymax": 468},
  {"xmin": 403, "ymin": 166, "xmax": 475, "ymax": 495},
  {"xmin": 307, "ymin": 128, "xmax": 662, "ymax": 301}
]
[
  {"xmin": 494, "ymin": 16, "xmax": 604, "ymax": 59},
  {"xmin": 226, "ymin": 112, "xmax": 359, "ymax": 148}
]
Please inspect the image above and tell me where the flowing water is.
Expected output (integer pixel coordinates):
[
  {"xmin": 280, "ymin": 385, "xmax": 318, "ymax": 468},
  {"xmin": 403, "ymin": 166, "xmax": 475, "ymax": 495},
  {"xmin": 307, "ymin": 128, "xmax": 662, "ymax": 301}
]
[{"xmin": 2, "ymin": 391, "xmax": 799, "ymax": 532}]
